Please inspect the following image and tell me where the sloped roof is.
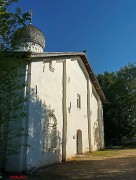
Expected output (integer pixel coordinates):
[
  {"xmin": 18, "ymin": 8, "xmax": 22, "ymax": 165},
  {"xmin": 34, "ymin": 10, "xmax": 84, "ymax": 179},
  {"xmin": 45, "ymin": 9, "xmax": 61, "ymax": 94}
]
[{"xmin": 31, "ymin": 52, "xmax": 107, "ymax": 103}]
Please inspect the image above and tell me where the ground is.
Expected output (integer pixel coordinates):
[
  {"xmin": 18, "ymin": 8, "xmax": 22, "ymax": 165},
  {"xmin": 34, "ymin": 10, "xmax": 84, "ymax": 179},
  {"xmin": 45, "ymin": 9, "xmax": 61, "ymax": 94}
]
[
  {"xmin": 32, "ymin": 146, "xmax": 136, "ymax": 180},
  {"xmin": 2, "ymin": 146, "xmax": 136, "ymax": 179}
]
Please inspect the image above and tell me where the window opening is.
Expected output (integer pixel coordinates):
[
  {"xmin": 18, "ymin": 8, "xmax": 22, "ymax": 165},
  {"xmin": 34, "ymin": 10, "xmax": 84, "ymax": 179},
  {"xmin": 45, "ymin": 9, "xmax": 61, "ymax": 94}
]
[
  {"xmin": 49, "ymin": 61, "xmax": 55, "ymax": 72},
  {"xmin": 77, "ymin": 94, "xmax": 81, "ymax": 108}
]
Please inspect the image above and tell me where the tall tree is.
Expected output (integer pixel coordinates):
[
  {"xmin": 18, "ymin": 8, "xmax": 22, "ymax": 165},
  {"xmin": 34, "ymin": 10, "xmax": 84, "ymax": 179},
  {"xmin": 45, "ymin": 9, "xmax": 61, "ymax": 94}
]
[
  {"xmin": 98, "ymin": 63, "xmax": 136, "ymax": 145},
  {"xmin": 0, "ymin": 0, "xmax": 30, "ymax": 169},
  {"xmin": 0, "ymin": 0, "xmax": 30, "ymax": 51},
  {"xmin": 0, "ymin": 58, "xmax": 27, "ymax": 164}
]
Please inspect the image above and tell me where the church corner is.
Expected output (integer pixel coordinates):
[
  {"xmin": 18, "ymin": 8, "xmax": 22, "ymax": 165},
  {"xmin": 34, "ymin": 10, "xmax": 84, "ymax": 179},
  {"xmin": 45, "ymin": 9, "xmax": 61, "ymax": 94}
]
[{"xmin": 0, "ymin": 23, "xmax": 106, "ymax": 173}]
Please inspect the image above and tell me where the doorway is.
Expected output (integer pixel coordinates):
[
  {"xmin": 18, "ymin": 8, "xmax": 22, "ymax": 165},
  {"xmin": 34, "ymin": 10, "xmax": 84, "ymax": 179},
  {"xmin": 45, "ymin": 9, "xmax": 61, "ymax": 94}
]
[{"xmin": 77, "ymin": 129, "xmax": 83, "ymax": 154}]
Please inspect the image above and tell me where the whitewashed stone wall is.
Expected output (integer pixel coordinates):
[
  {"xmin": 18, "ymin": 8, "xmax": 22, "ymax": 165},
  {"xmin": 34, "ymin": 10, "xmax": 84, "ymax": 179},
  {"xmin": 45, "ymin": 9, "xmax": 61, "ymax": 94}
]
[
  {"xmin": 66, "ymin": 59, "xmax": 89, "ymax": 158},
  {"xmin": 15, "ymin": 42, "xmax": 43, "ymax": 53},
  {"xmin": 26, "ymin": 59, "xmax": 63, "ymax": 169},
  {"xmin": 5, "ymin": 56, "xmax": 104, "ymax": 172},
  {"xmin": 90, "ymin": 84, "xmax": 100, "ymax": 151},
  {"xmin": 26, "ymin": 57, "xmax": 104, "ymax": 168},
  {"xmin": 5, "ymin": 59, "xmax": 28, "ymax": 172}
]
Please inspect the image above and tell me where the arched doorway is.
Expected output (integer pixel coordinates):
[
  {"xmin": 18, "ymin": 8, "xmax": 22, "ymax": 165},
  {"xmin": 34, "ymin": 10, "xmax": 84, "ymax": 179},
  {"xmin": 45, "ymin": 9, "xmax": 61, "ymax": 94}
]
[{"xmin": 77, "ymin": 129, "xmax": 83, "ymax": 154}]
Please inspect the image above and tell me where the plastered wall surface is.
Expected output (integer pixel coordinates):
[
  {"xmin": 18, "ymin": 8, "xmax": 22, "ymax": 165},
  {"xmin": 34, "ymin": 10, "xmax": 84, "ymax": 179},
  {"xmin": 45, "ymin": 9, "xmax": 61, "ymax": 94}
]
[
  {"xmin": 66, "ymin": 59, "xmax": 89, "ymax": 158},
  {"xmin": 15, "ymin": 42, "xmax": 43, "ymax": 53},
  {"xmin": 5, "ymin": 57, "xmax": 104, "ymax": 172},
  {"xmin": 90, "ymin": 84, "xmax": 99, "ymax": 151},
  {"xmin": 26, "ymin": 59, "xmax": 63, "ymax": 169}
]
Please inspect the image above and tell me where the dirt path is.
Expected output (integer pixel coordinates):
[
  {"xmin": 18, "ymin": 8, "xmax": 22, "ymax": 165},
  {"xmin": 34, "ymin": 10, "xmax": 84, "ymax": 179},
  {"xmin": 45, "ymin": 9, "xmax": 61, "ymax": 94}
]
[{"xmin": 36, "ymin": 148, "xmax": 136, "ymax": 180}]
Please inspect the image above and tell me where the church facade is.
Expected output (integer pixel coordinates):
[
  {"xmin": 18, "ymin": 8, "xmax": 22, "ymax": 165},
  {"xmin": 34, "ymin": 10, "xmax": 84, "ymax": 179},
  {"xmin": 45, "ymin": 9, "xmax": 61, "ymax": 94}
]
[{"xmin": 2, "ymin": 24, "xmax": 106, "ymax": 172}]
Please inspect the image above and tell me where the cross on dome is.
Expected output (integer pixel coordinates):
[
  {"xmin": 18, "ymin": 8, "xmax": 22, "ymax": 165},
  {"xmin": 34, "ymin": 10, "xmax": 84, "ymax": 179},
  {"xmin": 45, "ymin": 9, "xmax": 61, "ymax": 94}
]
[{"xmin": 29, "ymin": 10, "xmax": 34, "ymax": 25}]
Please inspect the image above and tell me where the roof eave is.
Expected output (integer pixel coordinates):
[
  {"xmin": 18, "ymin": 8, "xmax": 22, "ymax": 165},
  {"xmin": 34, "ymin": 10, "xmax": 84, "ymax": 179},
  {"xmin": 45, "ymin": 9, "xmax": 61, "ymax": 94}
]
[
  {"xmin": 30, "ymin": 52, "xmax": 107, "ymax": 103},
  {"xmin": 80, "ymin": 54, "xmax": 107, "ymax": 103}
]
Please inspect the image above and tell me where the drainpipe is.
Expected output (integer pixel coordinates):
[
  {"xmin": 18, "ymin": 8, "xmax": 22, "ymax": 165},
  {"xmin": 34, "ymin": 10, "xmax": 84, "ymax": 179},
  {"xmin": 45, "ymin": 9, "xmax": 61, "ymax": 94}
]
[
  {"xmin": 87, "ymin": 77, "xmax": 92, "ymax": 152},
  {"xmin": 62, "ymin": 60, "xmax": 67, "ymax": 162}
]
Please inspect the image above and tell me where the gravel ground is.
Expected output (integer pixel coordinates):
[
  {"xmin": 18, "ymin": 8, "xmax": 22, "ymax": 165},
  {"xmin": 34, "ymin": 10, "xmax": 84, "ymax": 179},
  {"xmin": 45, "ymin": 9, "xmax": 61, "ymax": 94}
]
[
  {"xmin": 1, "ymin": 147, "xmax": 136, "ymax": 179},
  {"xmin": 38, "ymin": 148, "xmax": 136, "ymax": 180}
]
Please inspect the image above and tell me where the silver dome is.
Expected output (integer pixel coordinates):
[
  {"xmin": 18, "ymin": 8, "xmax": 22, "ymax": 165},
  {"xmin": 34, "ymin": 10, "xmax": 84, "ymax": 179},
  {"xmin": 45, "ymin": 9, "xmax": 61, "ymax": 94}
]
[{"xmin": 13, "ymin": 24, "xmax": 45, "ymax": 49}]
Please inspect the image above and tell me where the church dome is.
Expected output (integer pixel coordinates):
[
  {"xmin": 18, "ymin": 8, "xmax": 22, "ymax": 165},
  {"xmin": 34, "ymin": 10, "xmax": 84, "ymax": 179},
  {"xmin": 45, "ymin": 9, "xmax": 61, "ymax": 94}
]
[{"xmin": 13, "ymin": 24, "xmax": 45, "ymax": 52}]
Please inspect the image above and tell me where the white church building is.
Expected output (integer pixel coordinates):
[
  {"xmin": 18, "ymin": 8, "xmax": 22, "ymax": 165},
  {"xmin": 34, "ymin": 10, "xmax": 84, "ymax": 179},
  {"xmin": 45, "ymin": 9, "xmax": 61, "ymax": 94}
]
[{"xmin": 3, "ymin": 23, "xmax": 106, "ymax": 172}]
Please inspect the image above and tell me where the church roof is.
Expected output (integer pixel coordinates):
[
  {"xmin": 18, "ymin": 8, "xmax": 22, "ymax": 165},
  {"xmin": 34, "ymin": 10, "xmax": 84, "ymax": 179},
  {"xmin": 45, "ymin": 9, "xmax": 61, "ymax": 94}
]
[
  {"xmin": 13, "ymin": 24, "xmax": 45, "ymax": 49},
  {"xmin": 30, "ymin": 52, "xmax": 107, "ymax": 103}
]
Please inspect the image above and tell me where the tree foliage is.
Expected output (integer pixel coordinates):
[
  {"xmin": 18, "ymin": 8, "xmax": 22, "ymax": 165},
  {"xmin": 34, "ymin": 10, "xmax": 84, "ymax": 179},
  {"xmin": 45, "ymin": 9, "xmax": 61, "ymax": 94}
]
[
  {"xmin": 0, "ymin": 0, "xmax": 30, "ymax": 51},
  {"xmin": 0, "ymin": 0, "xmax": 29, "ymax": 169},
  {"xmin": 98, "ymin": 63, "xmax": 136, "ymax": 145},
  {"xmin": 0, "ymin": 57, "xmax": 27, "ymax": 168}
]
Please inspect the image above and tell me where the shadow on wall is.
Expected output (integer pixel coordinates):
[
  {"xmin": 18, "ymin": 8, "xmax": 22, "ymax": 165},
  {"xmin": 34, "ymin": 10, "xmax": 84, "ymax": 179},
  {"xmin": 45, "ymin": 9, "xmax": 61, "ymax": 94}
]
[
  {"xmin": 93, "ymin": 121, "xmax": 100, "ymax": 150},
  {"xmin": 26, "ymin": 90, "xmax": 62, "ymax": 170}
]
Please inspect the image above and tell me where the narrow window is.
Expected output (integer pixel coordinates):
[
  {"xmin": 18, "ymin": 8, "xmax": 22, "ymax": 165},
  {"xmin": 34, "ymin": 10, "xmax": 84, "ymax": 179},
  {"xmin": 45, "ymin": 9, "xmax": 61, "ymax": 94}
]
[
  {"xmin": 49, "ymin": 61, "xmax": 52, "ymax": 69},
  {"xmin": 49, "ymin": 61, "xmax": 55, "ymax": 72},
  {"xmin": 43, "ymin": 65, "xmax": 45, "ymax": 72},
  {"xmin": 77, "ymin": 94, "xmax": 81, "ymax": 108},
  {"xmin": 36, "ymin": 85, "xmax": 37, "ymax": 94}
]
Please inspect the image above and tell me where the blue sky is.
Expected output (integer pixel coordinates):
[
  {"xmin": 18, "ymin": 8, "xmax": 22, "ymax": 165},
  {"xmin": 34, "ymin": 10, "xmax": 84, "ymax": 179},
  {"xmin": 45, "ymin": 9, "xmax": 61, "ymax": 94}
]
[{"xmin": 12, "ymin": 0, "xmax": 136, "ymax": 74}]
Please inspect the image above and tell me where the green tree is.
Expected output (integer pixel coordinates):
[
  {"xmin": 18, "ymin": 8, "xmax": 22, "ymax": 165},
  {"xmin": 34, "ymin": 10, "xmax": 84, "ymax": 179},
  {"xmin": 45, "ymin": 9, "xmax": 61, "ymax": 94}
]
[
  {"xmin": 0, "ymin": 56, "xmax": 28, "ymax": 170},
  {"xmin": 98, "ymin": 63, "xmax": 136, "ymax": 145},
  {"xmin": 0, "ymin": 0, "xmax": 30, "ymax": 51},
  {"xmin": 0, "ymin": 0, "xmax": 30, "ymax": 170}
]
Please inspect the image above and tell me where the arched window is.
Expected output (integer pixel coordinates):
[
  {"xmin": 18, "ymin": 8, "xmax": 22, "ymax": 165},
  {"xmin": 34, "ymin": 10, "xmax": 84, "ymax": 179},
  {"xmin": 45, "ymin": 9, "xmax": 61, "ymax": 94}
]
[{"xmin": 42, "ymin": 112, "xmax": 57, "ymax": 151}]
